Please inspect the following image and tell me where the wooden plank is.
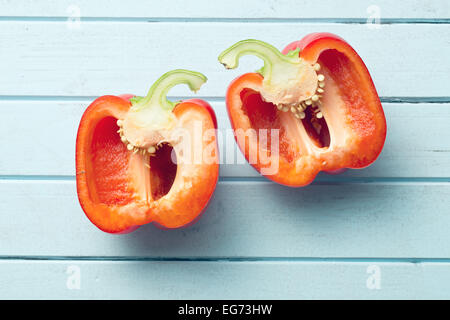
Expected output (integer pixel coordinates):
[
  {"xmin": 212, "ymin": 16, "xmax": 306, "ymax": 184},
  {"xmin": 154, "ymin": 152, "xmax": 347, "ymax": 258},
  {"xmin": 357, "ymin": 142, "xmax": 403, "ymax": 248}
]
[
  {"xmin": 0, "ymin": 23, "xmax": 449, "ymax": 97},
  {"xmin": 1, "ymin": 100, "xmax": 449, "ymax": 178},
  {"xmin": 1, "ymin": 260, "xmax": 449, "ymax": 299},
  {"xmin": 0, "ymin": 180, "xmax": 449, "ymax": 258},
  {"xmin": 1, "ymin": 0, "xmax": 448, "ymax": 19}
]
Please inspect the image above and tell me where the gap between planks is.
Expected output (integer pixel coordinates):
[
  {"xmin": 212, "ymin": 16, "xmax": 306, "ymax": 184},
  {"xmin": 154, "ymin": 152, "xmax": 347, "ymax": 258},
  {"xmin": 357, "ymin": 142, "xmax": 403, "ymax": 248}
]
[
  {"xmin": 0, "ymin": 176, "xmax": 450, "ymax": 184},
  {"xmin": 0, "ymin": 17, "xmax": 449, "ymax": 24},
  {"xmin": 0, "ymin": 96, "xmax": 450, "ymax": 103},
  {"xmin": 1, "ymin": 256, "xmax": 450, "ymax": 263}
]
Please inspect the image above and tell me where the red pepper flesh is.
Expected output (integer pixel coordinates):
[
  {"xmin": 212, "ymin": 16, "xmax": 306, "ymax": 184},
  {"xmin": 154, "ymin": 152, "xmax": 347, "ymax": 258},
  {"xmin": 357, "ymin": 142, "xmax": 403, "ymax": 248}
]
[
  {"xmin": 219, "ymin": 33, "xmax": 387, "ymax": 187},
  {"xmin": 76, "ymin": 70, "xmax": 219, "ymax": 233}
]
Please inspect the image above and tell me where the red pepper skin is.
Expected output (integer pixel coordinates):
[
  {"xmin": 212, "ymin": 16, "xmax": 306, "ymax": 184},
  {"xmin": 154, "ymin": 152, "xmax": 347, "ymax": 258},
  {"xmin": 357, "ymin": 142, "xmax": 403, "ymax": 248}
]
[
  {"xmin": 76, "ymin": 95, "xmax": 219, "ymax": 233},
  {"xmin": 225, "ymin": 33, "xmax": 386, "ymax": 187}
]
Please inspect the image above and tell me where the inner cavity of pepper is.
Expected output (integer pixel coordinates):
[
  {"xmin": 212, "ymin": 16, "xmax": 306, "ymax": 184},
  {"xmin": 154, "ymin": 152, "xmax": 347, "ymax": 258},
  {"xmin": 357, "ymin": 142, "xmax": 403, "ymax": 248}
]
[
  {"xmin": 240, "ymin": 86, "xmax": 330, "ymax": 152},
  {"xmin": 148, "ymin": 143, "xmax": 177, "ymax": 200},
  {"xmin": 90, "ymin": 117, "xmax": 178, "ymax": 204}
]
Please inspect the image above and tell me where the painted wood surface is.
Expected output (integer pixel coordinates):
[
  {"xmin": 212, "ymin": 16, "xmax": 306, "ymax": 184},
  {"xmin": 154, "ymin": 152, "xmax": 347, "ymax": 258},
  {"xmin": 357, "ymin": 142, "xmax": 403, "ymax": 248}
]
[
  {"xmin": 1, "ymin": 101, "xmax": 449, "ymax": 178},
  {"xmin": 0, "ymin": 0, "xmax": 449, "ymax": 299},
  {"xmin": 1, "ymin": 179, "xmax": 450, "ymax": 258},
  {"xmin": 0, "ymin": 23, "xmax": 449, "ymax": 98},
  {"xmin": 1, "ymin": 0, "xmax": 448, "ymax": 19},
  {"xmin": 2, "ymin": 260, "xmax": 450, "ymax": 299}
]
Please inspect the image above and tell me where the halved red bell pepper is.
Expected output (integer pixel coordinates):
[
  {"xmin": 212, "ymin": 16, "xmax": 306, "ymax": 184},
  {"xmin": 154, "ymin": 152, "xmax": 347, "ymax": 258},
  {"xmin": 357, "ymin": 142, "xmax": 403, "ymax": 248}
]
[
  {"xmin": 76, "ymin": 70, "xmax": 219, "ymax": 233},
  {"xmin": 218, "ymin": 33, "xmax": 386, "ymax": 187}
]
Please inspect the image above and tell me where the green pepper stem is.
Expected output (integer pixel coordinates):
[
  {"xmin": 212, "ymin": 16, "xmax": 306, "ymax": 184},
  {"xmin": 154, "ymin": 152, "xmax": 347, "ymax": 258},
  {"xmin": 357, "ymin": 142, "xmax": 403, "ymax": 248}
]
[
  {"xmin": 218, "ymin": 39, "xmax": 301, "ymax": 78},
  {"xmin": 132, "ymin": 69, "xmax": 207, "ymax": 111}
]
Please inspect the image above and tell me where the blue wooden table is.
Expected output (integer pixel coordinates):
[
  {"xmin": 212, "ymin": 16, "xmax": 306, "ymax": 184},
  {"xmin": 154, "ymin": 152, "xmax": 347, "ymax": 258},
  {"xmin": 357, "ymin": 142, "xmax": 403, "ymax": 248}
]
[{"xmin": 0, "ymin": 0, "xmax": 449, "ymax": 299}]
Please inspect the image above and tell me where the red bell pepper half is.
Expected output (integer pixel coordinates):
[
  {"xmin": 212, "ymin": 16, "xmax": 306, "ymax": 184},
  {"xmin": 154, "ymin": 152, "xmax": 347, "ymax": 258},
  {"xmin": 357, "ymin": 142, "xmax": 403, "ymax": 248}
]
[
  {"xmin": 218, "ymin": 33, "xmax": 386, "ymax": 187},
  {"xmin": 76, "ymin": 70, "xmax": 219, "ymax": 233}
]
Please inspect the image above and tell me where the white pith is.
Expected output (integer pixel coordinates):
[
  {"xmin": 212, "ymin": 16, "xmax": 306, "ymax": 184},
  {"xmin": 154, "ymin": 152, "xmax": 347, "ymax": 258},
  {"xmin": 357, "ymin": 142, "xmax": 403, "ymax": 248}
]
[
  {"xmin": 261, "ymin": 59, "xmax": 318, "ymax": 106},
  {"xmin": 269, "ymin": 62, "xmax": 326, "ymax": 122},
  {"xmin": 119, "ymin": 106, "xmax": 177, "ymax": 155}
]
